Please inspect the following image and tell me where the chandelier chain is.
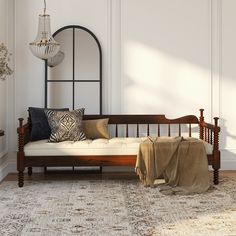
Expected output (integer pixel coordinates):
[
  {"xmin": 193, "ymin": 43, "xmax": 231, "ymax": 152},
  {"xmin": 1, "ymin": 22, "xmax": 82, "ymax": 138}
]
[{"xmin": 43, "ymin": 0, "xmax": 46, "ymax": 15}]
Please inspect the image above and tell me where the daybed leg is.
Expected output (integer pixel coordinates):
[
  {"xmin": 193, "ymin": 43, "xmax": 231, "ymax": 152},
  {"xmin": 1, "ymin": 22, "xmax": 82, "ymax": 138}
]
[
  {"xmin": 17, "ymin": 118, "xmax": 26, "ymax": 188},
  {"xmin": 99, "ymin": 166, "xmax": 103, "ymax": 173},
  {"xmin": 213, "ymin": 169, "xmax": 219, "ymax": 185},
  {"xmin": 28, "ymin": 167, "xmax": 32, "ymax": 176},
  {"xmin": 18, "ymin": 171, "xmax": 24, "ymax": 187}
]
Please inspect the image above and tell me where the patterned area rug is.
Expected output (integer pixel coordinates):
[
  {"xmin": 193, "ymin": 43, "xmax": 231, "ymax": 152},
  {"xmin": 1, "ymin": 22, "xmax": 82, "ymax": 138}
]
[{"xmin": 0, "ymin": 178, "xmax": 236, "ymax": 236}]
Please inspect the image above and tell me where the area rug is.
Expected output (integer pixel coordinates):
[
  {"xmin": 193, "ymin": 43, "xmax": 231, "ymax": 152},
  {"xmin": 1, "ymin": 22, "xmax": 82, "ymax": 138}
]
[{"xmin": 0, "ymin": 178, "xmax": 236, "ymax": 236}]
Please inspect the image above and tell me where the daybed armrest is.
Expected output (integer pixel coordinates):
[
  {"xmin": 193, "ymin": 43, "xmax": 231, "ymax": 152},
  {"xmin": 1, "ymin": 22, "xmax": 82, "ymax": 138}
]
[
  {"xmin": 17, "ymin": 118, "xmax": 30, "ymax": 151},
  {"xmin": 199, "ymin": 109, "xmax": 220, "ymax": 152}
]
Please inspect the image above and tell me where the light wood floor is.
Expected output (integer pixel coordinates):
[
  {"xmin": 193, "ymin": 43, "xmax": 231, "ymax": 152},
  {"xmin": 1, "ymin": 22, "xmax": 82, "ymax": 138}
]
[{"xmin": 2, "ymin": 170, "xmax": 236, "ymax": 184}]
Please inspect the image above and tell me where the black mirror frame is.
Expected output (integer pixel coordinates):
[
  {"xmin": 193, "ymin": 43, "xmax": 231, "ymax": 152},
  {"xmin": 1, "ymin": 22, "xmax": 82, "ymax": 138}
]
[{"xmin": 44, "ymin": 25, "xmax": 102, "ymax": 114}]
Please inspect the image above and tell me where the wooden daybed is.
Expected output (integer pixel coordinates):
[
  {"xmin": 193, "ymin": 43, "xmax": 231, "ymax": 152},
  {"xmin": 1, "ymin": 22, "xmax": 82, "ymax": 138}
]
[{"xmin": 17, "ymin": 109, "xmax": 220, "ymax": 187}]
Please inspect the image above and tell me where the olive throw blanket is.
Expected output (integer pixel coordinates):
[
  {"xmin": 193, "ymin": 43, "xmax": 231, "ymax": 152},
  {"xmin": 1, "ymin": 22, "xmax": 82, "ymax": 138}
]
[{"xmin": 135, "ymin": 137, "xmax": 210, "ymax": 195}]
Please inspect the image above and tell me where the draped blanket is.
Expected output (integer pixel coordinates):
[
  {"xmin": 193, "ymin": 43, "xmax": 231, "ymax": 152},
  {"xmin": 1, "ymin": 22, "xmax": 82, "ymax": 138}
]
[{"xmin": 135, "ymin": 137, "xmax": 210, "ymax": 194}]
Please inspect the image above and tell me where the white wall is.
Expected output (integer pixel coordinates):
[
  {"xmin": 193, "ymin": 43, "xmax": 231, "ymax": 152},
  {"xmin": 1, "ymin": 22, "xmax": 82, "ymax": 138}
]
[
  {"xmin": 221, "ymin": 0, "xmax": 236, "ymax": 168},
  {"xmin": 121, "ymin": 0, "xmax": 211, "ymax": 117},
  {"xmin": 0, "ymin": 0, "xmax": 14, "ymax": 179},
  {"xmin": 3, "ymin": 0, "xmax": 236, "ymax": 176}
]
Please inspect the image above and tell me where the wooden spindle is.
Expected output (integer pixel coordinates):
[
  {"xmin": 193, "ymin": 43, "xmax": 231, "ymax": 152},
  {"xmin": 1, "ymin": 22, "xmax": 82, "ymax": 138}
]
[
  {"xmin": 178, "ymin": 124, "xmax": 181, "ymax": 137},
  {"xmin": 208, "ymin": 128, "xmax": 210, "ymax": 143},
  {"xmin": 136, "ymin": 124, "xmax": 139, "ymax": 137},
  {"xmin": 210, "ymin": 130, "xmax": 213, "ymax": 144},
  {"xmin": 157, "ymin": 124, "xmax": 160, "ymax": 137},
  {"xmin": 168, "ymin": 124, "xmax": 171, "ymax": 137},
  {"xmin": 115, "ymin": 124, "xmax": 118, "ymax": 137},
  {"xmin": 126, "ymin": 124, "xmax": 129, "ymax": 137},
  {"xmin": 147, "ymin": 124, "xmax": 150, "ymax": 136},
  {"xmin": 189, "ymin": 124, "xmax": 191, "ymax": 137}
]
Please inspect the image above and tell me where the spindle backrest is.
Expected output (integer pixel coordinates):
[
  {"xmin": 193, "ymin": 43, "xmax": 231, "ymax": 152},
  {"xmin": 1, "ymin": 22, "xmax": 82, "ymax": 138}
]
[{"xmin": 84, "ymin": 114, "xmax": 199, "ymax": 138}]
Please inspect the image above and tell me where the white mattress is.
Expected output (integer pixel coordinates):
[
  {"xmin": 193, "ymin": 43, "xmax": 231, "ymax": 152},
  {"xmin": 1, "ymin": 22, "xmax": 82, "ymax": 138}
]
[{"xmin": 24, "ymin": 137, "xmax": 213, "ymax": 156}]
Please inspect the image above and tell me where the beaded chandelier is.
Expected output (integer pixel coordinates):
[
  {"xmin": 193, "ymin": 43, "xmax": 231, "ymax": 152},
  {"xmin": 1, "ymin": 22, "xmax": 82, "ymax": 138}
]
[{"xmin": 29, "ymin": 0, "xmax": 60, "ymax": 60}]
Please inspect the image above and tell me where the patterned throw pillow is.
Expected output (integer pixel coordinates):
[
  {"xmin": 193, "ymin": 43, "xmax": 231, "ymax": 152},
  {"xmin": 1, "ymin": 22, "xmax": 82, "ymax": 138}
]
[{"xmin": 45, "ymin": 108, "xmax": 86, "ymax": 142}]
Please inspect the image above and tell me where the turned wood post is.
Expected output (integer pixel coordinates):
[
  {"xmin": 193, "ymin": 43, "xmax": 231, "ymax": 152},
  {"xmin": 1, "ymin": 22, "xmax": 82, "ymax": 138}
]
[
  {"xmin": 213, "ymin": 117, "xmax": 220, "ymax": 185},
  {"xmin": 199, "ymin": 109, "xmax": 204, "ymax": 140},
  {"xmin": 17, "ymin": 118, "xmax": 25, "ymax": 187}
]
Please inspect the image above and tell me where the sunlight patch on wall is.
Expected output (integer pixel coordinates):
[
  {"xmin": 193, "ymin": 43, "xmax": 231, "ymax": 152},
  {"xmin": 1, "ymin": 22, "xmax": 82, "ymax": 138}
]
[{"xmin": 122, "ymin": 41, "xmax": 210, "ymax": 117}]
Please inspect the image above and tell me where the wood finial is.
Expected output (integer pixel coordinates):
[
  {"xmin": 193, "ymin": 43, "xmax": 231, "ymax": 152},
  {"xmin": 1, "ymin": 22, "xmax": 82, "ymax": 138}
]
[
  {"xmin": 18, "ymin": 118, "xmax": 24, "ymax": 127},
  {"xmin": 0, "ymin": 130, "xmax": 4, "ymax": 136},
  {"xmin": 214, "ymin": 117, "xmax": 219, "ymax": 127},
  {"xmin": 200, "ymin": 109, "xmax": 204, "ymax": 118}
]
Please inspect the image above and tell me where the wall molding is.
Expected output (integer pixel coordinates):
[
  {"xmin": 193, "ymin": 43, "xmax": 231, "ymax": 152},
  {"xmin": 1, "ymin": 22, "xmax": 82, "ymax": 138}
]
[
  {"xmin": 110, "ymin": 0, "xmax": 121, "ymax": 114},
  {"xmin": 0, "ymin": 150, "xmax": 7, "ymax": 159},
  {"xmin": 0, "ymin": 160, "xmax": 10, "ymax": 182},
  {"xmin": 106, "ymin": 0, "xmax": 112, "ymax": 114},
  {"xmin": 211, "ymin": 0, "xmax": 222, "ymax": 119}
]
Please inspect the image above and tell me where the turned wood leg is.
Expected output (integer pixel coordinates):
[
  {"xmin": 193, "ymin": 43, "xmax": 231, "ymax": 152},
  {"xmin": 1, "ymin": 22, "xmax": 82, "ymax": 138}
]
[
  {"xmin": 213, "ymin": 169, "xmax": 219, "ymax": 185},
  {"xmin": 99, "ymin": 166, "xmax": 103, "ymax": 173},
  {"xmin": 18, "ymin": 171, "xmax": 24, "ymax": 187},
  {"xmin": 28, "ymin": 167, "xmax": 32, "ymax": 176}
]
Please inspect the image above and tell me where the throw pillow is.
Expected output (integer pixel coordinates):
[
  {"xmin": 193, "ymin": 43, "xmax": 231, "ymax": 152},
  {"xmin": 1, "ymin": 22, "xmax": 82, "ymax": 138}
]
[
  {"xmin": 45, "ymin": 108, "xmax": 86, "ymax": 142},
  {"xmin": 82, "ymin": 118, "xmax": 109, "ymax": 139},
  {"xmin": 29, "ymin": 107, "xmax": 69, "ymax": 141}
]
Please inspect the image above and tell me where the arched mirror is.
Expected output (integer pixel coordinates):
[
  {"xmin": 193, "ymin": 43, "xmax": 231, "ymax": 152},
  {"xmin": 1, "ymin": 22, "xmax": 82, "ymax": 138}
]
[{"xmin": 45, "ymin": 25, "xmax": 102, "ymax": 114}]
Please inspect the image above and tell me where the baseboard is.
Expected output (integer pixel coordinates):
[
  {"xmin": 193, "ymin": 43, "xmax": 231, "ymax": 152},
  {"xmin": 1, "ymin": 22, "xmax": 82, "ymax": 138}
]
[
  {"xmin": 0, "ymin": 161, "xmax": 11, "ymax": 181},
  {"xmin": 6, "ymin": 161, "xmax": 16, "ymax": 174}
]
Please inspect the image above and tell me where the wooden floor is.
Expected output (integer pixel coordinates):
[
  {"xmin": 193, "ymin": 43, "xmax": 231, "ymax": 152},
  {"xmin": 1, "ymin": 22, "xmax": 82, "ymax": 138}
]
[{"xmin": 2, "ymin": 170, "xmax": 236, "ymax": 184}]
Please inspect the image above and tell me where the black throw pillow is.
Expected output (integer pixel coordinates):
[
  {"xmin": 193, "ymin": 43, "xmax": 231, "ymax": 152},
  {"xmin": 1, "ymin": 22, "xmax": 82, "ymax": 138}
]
[{"xmin": 29, "ymin": 107, "xmax": 69, "ymax": 141}]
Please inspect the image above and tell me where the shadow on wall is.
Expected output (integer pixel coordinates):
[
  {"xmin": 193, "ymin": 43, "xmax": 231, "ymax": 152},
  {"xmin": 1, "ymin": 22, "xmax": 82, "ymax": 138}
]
[
  {"xmin": 220, "ymin": 149, "xmax": 236, "ymax": 169},
  {"xmin": 220, "ymin": 118, "xmax": 236, "ymax": 150},
  {"xmin": 122, "ymin": 42, "xmax": 211, "ymax": 118},
  {"xmin": 122, "ymin": 0, "xmax": 236, "ymax": 79},
  {"xmin": 123, "ymin": 74, "xmax": 207, "ymax": 117}
]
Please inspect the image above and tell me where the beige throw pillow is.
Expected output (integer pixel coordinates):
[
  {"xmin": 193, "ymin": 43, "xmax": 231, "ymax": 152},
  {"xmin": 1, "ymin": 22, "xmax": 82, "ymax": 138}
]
[{"xmin": 83, "ymin": 118, "xmax": 109, "ymax": 139}]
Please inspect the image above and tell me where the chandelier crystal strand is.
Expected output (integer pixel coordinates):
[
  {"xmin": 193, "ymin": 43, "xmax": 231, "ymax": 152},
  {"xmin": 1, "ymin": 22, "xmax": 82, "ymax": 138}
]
[{"xmin": 29, "ymin": 0, "xmax": 60, "ymax": 60}]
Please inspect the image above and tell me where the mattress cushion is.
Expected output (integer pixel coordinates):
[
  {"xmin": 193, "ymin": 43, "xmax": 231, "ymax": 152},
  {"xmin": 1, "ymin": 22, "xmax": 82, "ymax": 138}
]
[{"xmin": 24, "ymin": 137, "xmax": 213, "ymax": 157}]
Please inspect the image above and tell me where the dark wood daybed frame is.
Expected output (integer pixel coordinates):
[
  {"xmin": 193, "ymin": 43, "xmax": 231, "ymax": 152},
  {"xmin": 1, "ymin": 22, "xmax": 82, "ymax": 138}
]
[{"xmin": 17, "ymin": 108, "xmax": 220, "ymax": 187}]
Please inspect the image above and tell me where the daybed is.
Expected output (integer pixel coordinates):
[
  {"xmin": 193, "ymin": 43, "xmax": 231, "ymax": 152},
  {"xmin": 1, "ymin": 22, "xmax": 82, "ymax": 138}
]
[{"xmin": 17, "ymin": 109, "xmax": 220, "ymax": 187}]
